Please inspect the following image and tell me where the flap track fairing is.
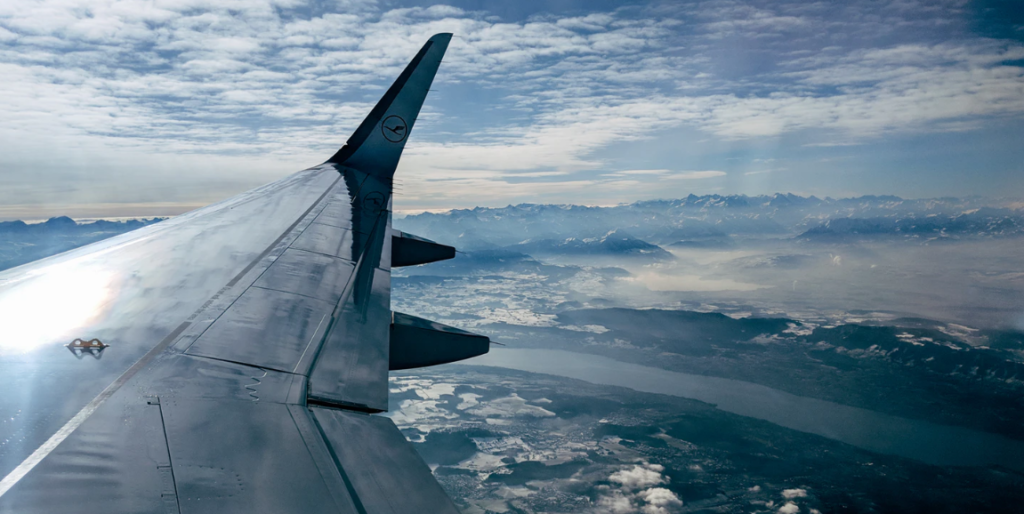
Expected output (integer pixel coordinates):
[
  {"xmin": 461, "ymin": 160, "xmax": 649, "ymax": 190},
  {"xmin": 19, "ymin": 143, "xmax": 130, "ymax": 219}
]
[
  {"xmin": 389, "ymin": 312, "xmax": 489, "ymax": 370},
  {"xmin": 391, "ymin": 230, "xmax": 456, "ymax": 267}
]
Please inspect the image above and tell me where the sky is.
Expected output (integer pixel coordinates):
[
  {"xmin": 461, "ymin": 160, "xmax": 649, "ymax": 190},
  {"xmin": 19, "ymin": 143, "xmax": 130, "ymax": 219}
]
[{"xmin": 0, "ymin": 0, "xmax": 1022, "ymax": 219}]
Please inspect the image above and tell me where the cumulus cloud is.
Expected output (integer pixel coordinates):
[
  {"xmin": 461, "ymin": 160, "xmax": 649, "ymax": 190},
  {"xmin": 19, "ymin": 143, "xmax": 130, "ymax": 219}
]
[
  {"xmin": 609, "ymin": 463, "xmax": 666, "ymax": 489},
  {"xmin": 595, "ymin": 490, "xmax": 636, "ymax": 514},
  {"xmin": 782, "ymin": 488, "xmax": 808, "ymax": 499},
  {"xmin": 639, "ymin": 487, "xmax": 683, "ymax": 514},
  {"xmin": 596, "ymin": 462, "xmax": 682, "ymax": 514},
  {"xmin": 778, "ymin": 501, "xmax": 800, "ymax": 514}
]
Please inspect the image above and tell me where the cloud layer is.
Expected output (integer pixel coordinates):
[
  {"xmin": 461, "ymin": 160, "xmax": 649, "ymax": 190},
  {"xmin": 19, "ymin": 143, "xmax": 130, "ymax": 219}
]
[{"xmin": 0, "ymin": 0, "xmax": 1021, "ymax": 217}]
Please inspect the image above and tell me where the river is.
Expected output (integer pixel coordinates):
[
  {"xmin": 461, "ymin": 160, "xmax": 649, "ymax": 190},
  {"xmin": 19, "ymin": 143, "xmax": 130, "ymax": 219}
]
[{"xmin": 467, "ymin": 348, "xmax": 1024, "ymax": 471}]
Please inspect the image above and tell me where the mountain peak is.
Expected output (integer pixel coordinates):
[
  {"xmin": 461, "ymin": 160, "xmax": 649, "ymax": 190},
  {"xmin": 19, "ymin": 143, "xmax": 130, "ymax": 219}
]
[{"xmin": 44, "ymin": 216, "xmax": 77, "ymax": 229}]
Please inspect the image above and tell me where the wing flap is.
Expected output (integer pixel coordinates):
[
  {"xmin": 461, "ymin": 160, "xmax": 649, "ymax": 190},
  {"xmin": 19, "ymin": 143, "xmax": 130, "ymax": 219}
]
[
  {"xmin": 0, "ymin": 376, "xmax": 453, "ymax": 514},
  {"xmin": 0, "ymin": 390, "xmax": 177, "ymax": 514},
  {"xmin": 311, "ymin": 407, "xmax": 461, "ymax": 514},
  {"xmin": 161, "ymin": 399, "xmax": 356, "ymax": 514},
  {"xmin": 308, "ymin": 263, "xmax": 392, "ymax": 411},
  {"xmin": 307, "ymin": 173, "xmax": 394, "ymax": 412}
]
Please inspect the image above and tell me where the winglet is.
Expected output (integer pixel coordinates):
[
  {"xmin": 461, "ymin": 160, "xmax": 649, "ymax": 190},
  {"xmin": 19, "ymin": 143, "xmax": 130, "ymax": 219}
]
[{"xmin": 327, "ymin": 33, "xmax": 452, "ymax": 178}]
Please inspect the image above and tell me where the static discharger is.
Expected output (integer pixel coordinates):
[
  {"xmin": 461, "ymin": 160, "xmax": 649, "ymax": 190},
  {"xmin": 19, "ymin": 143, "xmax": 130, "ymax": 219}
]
[{"xmin": 65, "ymin": 338, "xmax": 109, "ymax": 359}]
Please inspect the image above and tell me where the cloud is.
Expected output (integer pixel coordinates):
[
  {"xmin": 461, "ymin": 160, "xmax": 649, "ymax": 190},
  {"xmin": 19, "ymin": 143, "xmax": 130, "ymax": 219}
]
[
  {"xmin": 603, "ymin": 170, "xmax": 725, "ymax": 179},
  {"xmin": 778, "ymin": 501, "xmax": 800, "ymax": 514},
  {"xmin": 0, "ymin": 0, "xmax": 1021, "ymax": 216},
  {"xmin": 0, "ymin": 1, "xmax": 696, "ymax": 215},
  {"xmin": 604, "ymin": 169, "xmax": 672, "ymax": 176},
  {"xmin": 597, "ymin": 463, "xmax": 682, "ymax": 514},
  {"xmin": 595, "ymin": 491, "xmax": 636, "ymax": 514},
  {"xmin": 670, "ymin": 170, "xmax": 726, "ymax": 180},
  {"xmin": 630, "ymin": 272, "xmax": 765, "ymax": 292},
  {"xmin": 782, "ymin": 488, "xmax": 808, "ymax": 499},
  {"xmin": 609, "ymin": 463, "xmax": 666, "ymax": 489},
  {"xmin": 638, "ymin": 487, "xmax": 683, "ymax": 514},
  {"xmin": 698, "ymin": 4, "xmax": 810, "ymax": 39}
]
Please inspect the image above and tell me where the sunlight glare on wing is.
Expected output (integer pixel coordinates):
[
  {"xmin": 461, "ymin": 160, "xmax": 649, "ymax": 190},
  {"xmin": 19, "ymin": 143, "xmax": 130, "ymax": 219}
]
[{"xmin": 0, "ymin": 265, "xmax": 116, "ymax": 355}]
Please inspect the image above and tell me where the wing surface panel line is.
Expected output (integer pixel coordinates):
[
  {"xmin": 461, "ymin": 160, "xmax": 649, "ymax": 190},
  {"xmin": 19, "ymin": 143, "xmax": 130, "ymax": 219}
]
[
  {"xmin": 177, "ymin": 170, "xmax": 367, "ymax": 372},
  {"xmin": 288, "ymin": 405, "xmax": 365, "ymax": 513},
  {"xmin": 226, "ymin": 173, "xmax": 342, "ymax": 287},
  {"xmin": 247, "ymin": 284, "xmax": 341, "ymax": 305},
  {"xmin": 267, "ymin": 243, "xmax": 356, "ymax": 263},
  {"xmin": 295, "ymin": 313, "xmax": 330, "ymax": 374},
  {"xmin": 296, "ymin": 204, "xmax": 387, "ymax": 379},
  {"xmin": 152, "ymin": 397, "xmax": 183, "ymax": 514},
  {"xmin": 0, "ymin": 320, "xmax": 191, "ymax": 498},
  {"xmin": 293, "ymin": 241, "xmax": 365, "ymax": 377},
  {"xmin": 305, "ymin": 406, "xmax": 370, "ymax": 514},
  {"xmin": 176, "ymin": 173, "xmax": 343, "ymax": 354}
]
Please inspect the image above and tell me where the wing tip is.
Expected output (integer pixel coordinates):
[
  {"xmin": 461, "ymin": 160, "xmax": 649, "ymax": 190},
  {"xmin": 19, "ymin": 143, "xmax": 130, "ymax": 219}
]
[{"xmin": 326, "ymin": 33, "xmax": 452, "ymax": 172}]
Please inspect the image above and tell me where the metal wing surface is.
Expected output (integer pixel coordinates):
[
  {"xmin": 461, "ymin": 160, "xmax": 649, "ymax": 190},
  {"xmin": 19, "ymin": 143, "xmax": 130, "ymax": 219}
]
[{"xmin": 0, "ymin": 33, "xmax": 487, "ymax": 514}]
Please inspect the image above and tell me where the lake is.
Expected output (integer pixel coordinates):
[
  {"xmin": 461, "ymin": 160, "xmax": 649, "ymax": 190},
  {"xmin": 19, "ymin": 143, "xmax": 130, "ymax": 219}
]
[{"xmin": 468, "ymin": 348, "xmax": 1024, "ymax": 471}]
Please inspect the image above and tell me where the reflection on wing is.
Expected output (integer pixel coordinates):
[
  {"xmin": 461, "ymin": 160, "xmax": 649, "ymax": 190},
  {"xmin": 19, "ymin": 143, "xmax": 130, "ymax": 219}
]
[{"xmin": 0, "ymin": 33, "xmax": 487, "ymax": 513}]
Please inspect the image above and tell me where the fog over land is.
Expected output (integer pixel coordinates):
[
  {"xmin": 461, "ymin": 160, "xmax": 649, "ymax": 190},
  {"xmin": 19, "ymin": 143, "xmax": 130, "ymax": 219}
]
[{"xmin": 395, "ymin": 193, "xmax": 1024, "ymax": 329}]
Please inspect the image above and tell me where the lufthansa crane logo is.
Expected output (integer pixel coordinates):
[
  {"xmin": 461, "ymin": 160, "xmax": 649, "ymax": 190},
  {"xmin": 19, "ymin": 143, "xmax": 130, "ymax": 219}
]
[
  {"xmin": 381, "ymin": 115, "xmax": 408, "ymax": 143},
  {"xmin": 362, "ymin": 191, "xmax": 386, "ymax": 212}
]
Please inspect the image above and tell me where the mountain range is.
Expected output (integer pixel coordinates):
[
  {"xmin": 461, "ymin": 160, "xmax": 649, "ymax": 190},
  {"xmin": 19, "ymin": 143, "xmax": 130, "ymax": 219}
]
[
  {"xmin": 0, "ymin": 216, "xmax": 165, "ymax": 272},
  {"xmin": 396, "ymin": 194, "xmax": 1023, "ymax": 251},
  {"xmin": 2, "ymin": 194, "xmax": 1021, "ymax": 273},
  {"xmin": 506, "ymin": 230, "xmax": 675, "ymax": 261}
]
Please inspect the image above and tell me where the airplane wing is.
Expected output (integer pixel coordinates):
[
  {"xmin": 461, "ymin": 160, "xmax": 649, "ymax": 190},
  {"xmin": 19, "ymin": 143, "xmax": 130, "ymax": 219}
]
[{"xmin": 0, "ymin": 33, "xmax": 488, "ymax": 513}]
